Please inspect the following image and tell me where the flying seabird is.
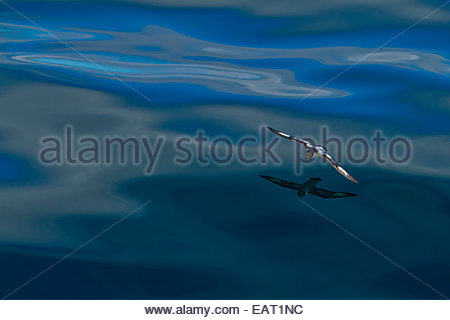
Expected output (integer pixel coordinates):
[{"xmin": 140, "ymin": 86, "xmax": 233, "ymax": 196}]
[
  {"xmin": 260, "ymin": 175, "xmax": 357, "ymax": 199},
  {"xmin": 268, "ymin": 127, "xmax": 358, "ymax": 183}
]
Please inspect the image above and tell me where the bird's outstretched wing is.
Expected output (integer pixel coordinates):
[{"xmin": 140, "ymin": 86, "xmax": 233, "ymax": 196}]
[
  {"xmin": 260, "ymin": 175, "xmax": 303, "ymax": 191},
  {"xmin": 267, "ymin": 127, "xmax": 312, "ymax": 149},
  {"xmin": 321, "ymin": 153, "xmax": 359, "ymax": 184},
  {"xmin": 309, "ymin": 187, "xmax": 357, "ymax": 199}
]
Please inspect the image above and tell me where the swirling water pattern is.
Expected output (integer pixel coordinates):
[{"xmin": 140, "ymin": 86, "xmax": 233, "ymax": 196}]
[{"xmin": 0, "ymin": 1, "xmax": 449, "ymax": 299}]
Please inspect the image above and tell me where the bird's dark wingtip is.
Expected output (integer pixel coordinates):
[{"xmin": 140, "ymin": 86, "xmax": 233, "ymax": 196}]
[
  {"xmin": 267, "ymin": 127, "xmax": 278, "ymax": 133},
  {"xmin": 347, "ymin": 175, "xmax": 359, "ymax": 184}
]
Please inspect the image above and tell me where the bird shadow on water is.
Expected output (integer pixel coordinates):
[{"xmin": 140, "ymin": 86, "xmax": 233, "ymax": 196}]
[{"xmin": 259, "ymin": 175, "xmax": 357, "ymax": 199}]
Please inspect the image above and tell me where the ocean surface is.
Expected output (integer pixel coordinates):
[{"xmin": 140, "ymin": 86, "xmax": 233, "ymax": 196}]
[{"xmin": 0, "ymin": 0, "xmax": 449, "ymax": 299}]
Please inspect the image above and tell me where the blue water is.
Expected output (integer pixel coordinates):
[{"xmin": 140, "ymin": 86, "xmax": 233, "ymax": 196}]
[{"xmin": 0, "ymin": 1, "xmax": 449, "ymax": 299}]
